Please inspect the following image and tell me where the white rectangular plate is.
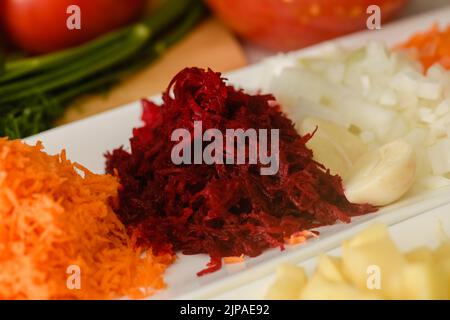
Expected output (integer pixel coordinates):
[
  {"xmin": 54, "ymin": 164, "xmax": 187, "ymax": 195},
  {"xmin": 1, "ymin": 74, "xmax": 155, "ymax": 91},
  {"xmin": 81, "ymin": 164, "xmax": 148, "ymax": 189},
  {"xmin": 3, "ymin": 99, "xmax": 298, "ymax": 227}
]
[
  {"xmin": 25, "ymin": 6, "xmax": 450, "ymax": 300},
  {"xmin": 213, "ymin": 201, "xmax": 450, "ymax": 300}
]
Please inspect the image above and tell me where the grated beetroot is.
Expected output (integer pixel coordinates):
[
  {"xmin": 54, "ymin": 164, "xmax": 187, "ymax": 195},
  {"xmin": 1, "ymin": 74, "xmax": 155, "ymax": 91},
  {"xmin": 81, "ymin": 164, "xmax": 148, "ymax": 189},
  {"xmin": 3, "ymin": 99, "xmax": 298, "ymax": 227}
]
[{"xmin": 106, "ymin": 67, "xmax": 376, "ymax": 276}]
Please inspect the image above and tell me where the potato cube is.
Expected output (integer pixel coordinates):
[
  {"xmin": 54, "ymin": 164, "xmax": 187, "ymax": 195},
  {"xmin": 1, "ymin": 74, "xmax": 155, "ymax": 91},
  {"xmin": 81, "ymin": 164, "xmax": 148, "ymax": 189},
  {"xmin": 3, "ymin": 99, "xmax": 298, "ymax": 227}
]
[
  {"xmin": 265, "ymin": 263, "xmax": 307, "ymax": 300},
  {"xmin": 401, "ymin": 262, "xmax": 448, "ymax": 300},
  {"xmin": 300, "ymin": 274, "xmax": 380, "ymax": 300},
  {"xmin": 342, "ymin": 224, "xmax": 405, "ymax": 298},
  {"xmin": 316, "ymin": 254, "xmax": 347, "ymax": 283},
  {"xmin": 405, "ymin": 247, "xmax": 434, "ymax": 263}
]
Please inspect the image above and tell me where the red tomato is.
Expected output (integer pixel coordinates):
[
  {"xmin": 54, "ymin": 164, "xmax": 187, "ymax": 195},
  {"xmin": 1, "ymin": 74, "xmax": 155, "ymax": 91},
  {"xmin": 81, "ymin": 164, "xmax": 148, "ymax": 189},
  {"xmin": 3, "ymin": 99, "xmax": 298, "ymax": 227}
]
[
  {"xmin": 0, "ymin": 0, "xmax": 146, "ymax": 54},
  {"xmin": 206, "ymin": 0, "xmax": 409, "ymax": 51}
]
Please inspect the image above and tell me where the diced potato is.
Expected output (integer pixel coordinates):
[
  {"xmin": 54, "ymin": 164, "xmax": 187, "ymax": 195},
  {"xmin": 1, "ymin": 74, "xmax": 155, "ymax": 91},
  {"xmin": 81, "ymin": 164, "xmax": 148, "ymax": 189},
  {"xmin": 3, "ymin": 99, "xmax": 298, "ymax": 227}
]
[
  {"xmin": 265, "ymin": 263, "xmax": 307, "ymax": 300},
  {"xmin": 300, "ymin": 274, "xmax": 380, "ymax": 300},
  {"xmin": 342, "ymin": 224, "xmax": 405, "ymax": 298},
  {"xmin": 346, "ymin": 223, "xmax": 392, "ymax": 247},
  {"xmin": 316, "ymin": 254, "xmax": 347, "ymax": 283},
  {"xmin": 434, "ymin": 242, "xmax": 450, "ymax": 297},
  {"xmin": 400, "ymin": 262, "xmax": 448, "ymax": 300},
  {"xmin": 265, "ymin": 224, "xmax": 450, "ymax": 300},
  {"xmin": 434, "ymin": 242, "xmax": 450, "ymax": 261},
  {"xmin": 405, "ymin": 247, "xmax": 434, "ymax": 263}
]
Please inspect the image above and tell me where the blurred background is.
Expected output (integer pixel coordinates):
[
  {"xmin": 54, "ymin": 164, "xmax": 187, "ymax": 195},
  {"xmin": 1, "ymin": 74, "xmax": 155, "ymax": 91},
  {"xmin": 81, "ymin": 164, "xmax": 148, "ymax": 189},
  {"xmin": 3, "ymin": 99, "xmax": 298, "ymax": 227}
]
[
  {"xmin": 0, "ymin": 0, "xmax": 448, "ymax": 138},
  {"xmin": 244, "ymin": 0, "xmax": 450, "ymax": 61}
]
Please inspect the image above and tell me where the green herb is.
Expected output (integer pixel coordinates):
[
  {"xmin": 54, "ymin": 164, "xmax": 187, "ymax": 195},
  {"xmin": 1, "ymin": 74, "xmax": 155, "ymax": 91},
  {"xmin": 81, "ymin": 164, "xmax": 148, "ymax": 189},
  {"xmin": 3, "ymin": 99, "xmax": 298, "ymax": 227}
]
[
  {"xmin": 0, "ymin": 0, "xmax": 204, "ymax": 138},
  {"xmin": 0, "ymin": 51, "xmax": 4, "ymax": 76}
]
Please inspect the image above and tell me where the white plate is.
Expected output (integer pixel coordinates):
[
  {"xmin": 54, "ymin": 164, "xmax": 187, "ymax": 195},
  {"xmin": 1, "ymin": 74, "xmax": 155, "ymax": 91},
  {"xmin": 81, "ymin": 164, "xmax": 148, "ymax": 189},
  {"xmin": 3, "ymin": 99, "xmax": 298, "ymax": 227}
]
[
  {"xmin": 213, "ymin": 201, "xmax": 450, "ymax": 300},
  {"xmin": 25, "ymin": 6, "xmax": 450, "ymax": 300}
]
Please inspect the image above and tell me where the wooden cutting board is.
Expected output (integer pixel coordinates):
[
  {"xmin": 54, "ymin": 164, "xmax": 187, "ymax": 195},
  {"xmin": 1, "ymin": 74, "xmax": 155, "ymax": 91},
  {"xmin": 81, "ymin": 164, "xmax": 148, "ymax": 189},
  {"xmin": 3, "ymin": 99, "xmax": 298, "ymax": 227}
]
[{"xmin": 60, "ymin": 18, "xmax": 247, "ymax": 124}]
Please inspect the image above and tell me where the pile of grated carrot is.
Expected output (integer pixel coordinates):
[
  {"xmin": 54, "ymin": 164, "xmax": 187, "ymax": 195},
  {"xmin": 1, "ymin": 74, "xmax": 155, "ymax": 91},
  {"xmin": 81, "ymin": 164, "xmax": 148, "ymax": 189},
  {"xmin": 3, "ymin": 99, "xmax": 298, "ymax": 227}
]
[
  {"xmin": 0, "ymin": 139, "xmax": 174, "ymax": 300},
  {"xmin": 398, "ymin": 24, "xmax": 450, "ymax": 71}
]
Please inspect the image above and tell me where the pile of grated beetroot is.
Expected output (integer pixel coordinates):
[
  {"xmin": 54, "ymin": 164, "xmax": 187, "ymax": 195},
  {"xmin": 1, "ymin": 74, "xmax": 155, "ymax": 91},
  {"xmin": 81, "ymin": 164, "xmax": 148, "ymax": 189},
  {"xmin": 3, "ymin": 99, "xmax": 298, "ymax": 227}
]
[{"xmin": 106, "ymin": 67, "xmax": 376, "ymax": 276}]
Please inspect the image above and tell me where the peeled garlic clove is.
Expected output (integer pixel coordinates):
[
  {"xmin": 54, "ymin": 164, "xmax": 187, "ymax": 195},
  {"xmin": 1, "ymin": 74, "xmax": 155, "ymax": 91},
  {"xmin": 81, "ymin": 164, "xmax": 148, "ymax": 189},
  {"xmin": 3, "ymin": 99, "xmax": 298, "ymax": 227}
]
[{"xmin": 344, "ymin": 139, "xmax": 416, "ymax": 206}]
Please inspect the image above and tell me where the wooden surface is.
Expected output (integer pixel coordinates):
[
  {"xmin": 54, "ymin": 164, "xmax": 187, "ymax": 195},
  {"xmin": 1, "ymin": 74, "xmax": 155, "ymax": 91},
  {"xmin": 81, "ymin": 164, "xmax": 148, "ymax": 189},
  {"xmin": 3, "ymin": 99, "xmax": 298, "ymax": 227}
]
[{"xmin": 60, "ymin": 18, "xmax": 247, "ymax": 124}]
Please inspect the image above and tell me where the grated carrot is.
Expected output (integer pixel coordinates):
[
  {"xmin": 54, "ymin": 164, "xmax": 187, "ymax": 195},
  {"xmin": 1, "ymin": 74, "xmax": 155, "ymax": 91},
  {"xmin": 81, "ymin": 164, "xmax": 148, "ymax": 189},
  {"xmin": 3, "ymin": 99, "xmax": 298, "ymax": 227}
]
[
  {"xmin": 398, "ymin": 24, "xmax": 450, "ymax": 71},
  {"xmin": 223, "ymin": 255, "xmax": 245, "ymax": 264},
  {"xmin": 0, "ymin": 139, "xmax": 174, "ymax": 300},
  {"xmin": 284, "ymin": 230, "xmax": 318, "ymax": 245},
  {"xmin": 284, "ymin": 235, "xmax": 307, "ymax": 246}
]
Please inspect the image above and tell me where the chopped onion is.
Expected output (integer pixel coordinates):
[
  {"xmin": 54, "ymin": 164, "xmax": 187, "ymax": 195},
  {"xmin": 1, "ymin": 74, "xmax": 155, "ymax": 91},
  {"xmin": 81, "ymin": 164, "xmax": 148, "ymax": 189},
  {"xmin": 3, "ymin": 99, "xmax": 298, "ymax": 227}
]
[{"xmin": 262, "ymin": 41, "xmax": 450, "ymax": 191}]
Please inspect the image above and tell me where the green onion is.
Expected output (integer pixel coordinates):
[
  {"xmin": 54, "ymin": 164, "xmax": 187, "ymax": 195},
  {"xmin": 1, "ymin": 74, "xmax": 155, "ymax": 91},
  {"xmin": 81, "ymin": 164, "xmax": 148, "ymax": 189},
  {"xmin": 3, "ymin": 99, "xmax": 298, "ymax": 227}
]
[
  {"xmin": 0, "ymin": 51, "xmax": 4, "ymax": 76},
  {"xmin": 0, "ymin": 0, "xmax": 204, "ymax": 138},
  {"xmin": 0, "ymin": 29, "xmax": 131, "ymax": 83},
  {"xmin": 1, "ymin": 0, "xmax": 194, "ymax": 83},
  {"xmin": 0, "ymin": 25, "xmax": 149, "ymax": 103},
  {"xmin": 57, "ymin": 3, "xmax": 205, "ymax": 105}
]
